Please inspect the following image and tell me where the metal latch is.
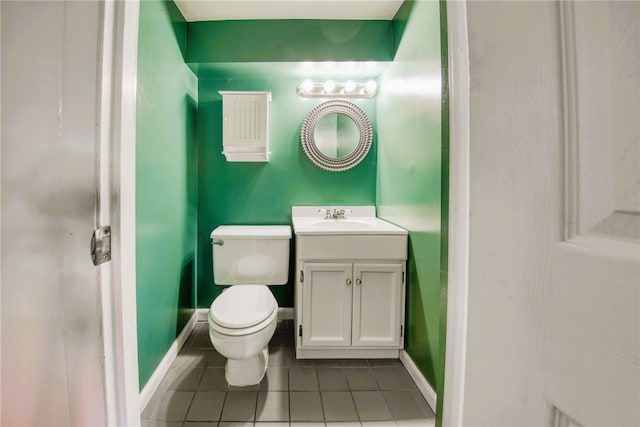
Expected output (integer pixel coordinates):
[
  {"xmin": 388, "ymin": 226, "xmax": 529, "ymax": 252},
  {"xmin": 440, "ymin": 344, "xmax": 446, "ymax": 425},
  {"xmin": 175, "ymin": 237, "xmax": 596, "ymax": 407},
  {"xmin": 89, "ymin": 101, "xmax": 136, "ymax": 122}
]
[{"xmin": 91, "ymin": 226, "xmax": 111, "ymax": 266}]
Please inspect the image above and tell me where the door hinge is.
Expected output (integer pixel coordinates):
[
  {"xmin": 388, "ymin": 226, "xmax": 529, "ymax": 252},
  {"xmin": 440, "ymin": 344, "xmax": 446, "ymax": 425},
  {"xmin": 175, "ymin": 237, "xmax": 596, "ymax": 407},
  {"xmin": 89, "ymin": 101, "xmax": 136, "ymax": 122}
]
[
  {"xmin": 298, "ymin": 325, "xmax": 302, "ymax": 337},
  {"xmin": 300, "ymin": 270, "xmax": 304, "ymax": 283},
  {"xmin": 402, "ymin": 271, "xmax": 405, "ymax": 283},
  {"xmin": 400, "ymin": 325, "xmax": 404, "ymax": 337},
  {"xmin": 91, "ymin": 225, "xmax": 111, "ymax": 266}
]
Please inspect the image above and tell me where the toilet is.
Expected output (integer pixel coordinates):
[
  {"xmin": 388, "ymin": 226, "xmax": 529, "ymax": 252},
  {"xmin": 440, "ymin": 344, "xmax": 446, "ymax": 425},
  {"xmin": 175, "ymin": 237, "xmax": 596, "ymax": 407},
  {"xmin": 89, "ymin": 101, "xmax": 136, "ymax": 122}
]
[{"xmin": 207, "ymin": 225, "xmax": 291, "ymax": 386}]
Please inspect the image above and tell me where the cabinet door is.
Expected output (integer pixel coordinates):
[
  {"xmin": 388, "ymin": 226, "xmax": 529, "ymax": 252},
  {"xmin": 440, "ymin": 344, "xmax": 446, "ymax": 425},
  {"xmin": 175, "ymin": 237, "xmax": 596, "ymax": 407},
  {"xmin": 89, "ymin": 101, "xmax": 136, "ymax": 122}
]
[
  {"xmin": 301, "ymin": 263, "xmax": 353, "ymax": 347},
  {"xmin": 352, "ymin": 263, "xmax": 404, "ymax": 347}
]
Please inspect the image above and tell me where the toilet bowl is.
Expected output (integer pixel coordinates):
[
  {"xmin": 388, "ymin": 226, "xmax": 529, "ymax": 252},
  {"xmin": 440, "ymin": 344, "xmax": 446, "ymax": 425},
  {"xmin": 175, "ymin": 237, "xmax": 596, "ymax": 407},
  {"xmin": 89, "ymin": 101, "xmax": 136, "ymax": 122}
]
[
  {"xmin": 208, "ymin": 285, "xmax": 278, "ymax": 386},
  {"xmin": 207, "ymin": 225, "xmax": 291, "ymax": 387}
]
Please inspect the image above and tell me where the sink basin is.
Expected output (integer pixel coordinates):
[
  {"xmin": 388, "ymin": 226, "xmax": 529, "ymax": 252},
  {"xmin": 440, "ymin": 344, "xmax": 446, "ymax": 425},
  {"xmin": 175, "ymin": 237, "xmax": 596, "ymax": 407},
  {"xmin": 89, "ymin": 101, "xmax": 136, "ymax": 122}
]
[
  {"xmin": 310, "ymin": 219, "xmax": 376, "ymax": 230},
  {"xmin": 291, "ymin": 206, "xmax": 407, "ymax": 235}
]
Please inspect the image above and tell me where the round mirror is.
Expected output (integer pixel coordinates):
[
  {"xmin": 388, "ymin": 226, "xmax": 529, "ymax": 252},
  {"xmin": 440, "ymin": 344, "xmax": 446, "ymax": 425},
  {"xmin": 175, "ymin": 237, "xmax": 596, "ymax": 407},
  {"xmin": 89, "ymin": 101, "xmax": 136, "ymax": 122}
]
[
  {"xmin": 313, "ymin": 113, "xmax": 360, "ymax": 158},
  {"xmin": 300, "ymin": 100, "xmax": 373, "ymax": 172}
]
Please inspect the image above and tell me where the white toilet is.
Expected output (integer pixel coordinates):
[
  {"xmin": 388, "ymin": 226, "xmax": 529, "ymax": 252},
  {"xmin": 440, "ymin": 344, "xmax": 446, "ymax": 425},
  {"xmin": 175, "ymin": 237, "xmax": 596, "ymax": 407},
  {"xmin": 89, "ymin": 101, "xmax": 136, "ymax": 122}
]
[{"xmin": 207, "ymin": 225, "xmax": 291, "ymax": 386}]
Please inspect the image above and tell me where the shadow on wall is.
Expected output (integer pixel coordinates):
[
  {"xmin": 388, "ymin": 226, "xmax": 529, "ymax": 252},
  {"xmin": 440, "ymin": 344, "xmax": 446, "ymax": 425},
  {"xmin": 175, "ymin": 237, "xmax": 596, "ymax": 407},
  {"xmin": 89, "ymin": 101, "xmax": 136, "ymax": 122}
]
[
  {"xmin": 166, "ymin": 0, "xmax": 188, "ymax": 61},
  {"xmin": 405, "ymin": 232, "xmax": 439, "ymax": 388},
  {"xmin": 392, "ymin": 0, "xmax": 418, "ymax": 56},
  {"xmin": 177, "ymin": 92, "xmax": 198, "ymax": 331},
  {"xmin": 177, "ymin": 255, "xmax": 195, "ymax": 333}
]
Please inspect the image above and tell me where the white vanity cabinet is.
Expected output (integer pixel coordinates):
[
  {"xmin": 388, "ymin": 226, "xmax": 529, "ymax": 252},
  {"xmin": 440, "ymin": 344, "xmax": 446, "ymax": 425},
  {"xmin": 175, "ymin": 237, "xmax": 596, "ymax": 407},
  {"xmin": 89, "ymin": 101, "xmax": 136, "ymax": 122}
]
[
  {"xmin": 301, "ymin": 262, "xmax": 404, "ymax": 349},
  {"xmin": 294, "ymin": 228, "xmax": 408, "ymax": 359}
]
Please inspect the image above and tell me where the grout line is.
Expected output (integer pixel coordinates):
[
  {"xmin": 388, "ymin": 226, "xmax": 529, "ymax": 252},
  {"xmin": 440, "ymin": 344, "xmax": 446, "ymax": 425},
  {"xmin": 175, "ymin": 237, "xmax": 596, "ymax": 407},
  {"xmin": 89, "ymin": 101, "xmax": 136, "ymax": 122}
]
[
  {"xmin": 252, "ymin": 385, "xmax": 259, "ymax": 423},
  {"xmin": 181, "ymin": 389, "xmax": 196, "ymax": 423},
  {"xmin": 219, "ymin": 391, "xmax": 228, "ymax": 423},
  {"xmin": 316, "ymin": 369, "xmax": 327, "ymax": 423},
  {"xmin": 287, "ymin": 380, "xmax": 292, "ymax": 425},
  {"xmin": 350, "ymin": 389, "xmax": 362, "ymax": 423}
]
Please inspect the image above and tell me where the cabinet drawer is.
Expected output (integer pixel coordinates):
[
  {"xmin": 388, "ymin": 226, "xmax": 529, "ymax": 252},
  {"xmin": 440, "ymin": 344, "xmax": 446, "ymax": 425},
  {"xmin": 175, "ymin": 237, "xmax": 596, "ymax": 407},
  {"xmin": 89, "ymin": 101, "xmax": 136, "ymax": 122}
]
[{"xmin": 297, "ymin": 235, "xmax": 407, "ymax": 260}]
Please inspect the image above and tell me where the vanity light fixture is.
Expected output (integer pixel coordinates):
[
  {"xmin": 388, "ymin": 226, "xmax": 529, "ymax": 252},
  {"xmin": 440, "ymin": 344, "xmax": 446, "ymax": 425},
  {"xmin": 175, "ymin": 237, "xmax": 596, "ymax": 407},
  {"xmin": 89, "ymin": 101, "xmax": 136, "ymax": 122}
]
[{"xmin": 296, "ymin": 79, "xmax": 378, "ymax": 99}]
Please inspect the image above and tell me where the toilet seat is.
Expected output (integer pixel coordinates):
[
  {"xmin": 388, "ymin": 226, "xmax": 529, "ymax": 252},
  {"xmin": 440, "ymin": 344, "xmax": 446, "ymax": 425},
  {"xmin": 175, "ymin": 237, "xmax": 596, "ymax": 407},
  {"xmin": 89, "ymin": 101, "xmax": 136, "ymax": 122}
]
[{"xmin": 209, "ymin": 285, "xmax": 277, "ymax": 336}]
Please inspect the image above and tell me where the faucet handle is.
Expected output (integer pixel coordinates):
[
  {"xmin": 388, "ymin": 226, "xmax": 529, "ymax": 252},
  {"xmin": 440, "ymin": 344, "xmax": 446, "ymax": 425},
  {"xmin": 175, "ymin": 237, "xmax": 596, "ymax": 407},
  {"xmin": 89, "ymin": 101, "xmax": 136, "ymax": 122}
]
[
  {"xmin": 318, "ymin": 208, "xmax": 333, "ymax": 219},
  {"xmin": 335, "ymin": 208, "xmax": 351, "ymax": 219}
]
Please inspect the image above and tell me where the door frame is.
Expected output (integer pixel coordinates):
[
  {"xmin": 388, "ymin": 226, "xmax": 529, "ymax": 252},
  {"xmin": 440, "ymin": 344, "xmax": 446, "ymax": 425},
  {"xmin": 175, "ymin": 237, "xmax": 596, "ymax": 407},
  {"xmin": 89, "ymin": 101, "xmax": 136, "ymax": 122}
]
[
  {"xmin": 106, "ymin": 0, "xmax": 474, "ymax": 423},
  {"xmin": 442, "ymin": 0, "xmax": 471, "ymax": 425},
  {"xmin": 99, "ymin": 0, "xmax": 140, "ymax": 424}
]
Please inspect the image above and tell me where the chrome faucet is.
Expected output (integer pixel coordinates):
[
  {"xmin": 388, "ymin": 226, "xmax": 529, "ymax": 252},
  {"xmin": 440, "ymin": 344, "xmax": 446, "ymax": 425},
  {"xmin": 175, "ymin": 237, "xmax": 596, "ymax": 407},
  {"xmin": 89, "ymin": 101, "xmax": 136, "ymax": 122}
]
[
  {"xmin": 318, "ymin": 208, "xmax": 351, "ymax": 219},
  {"xmin": 319, "ymin": 208, "xmax": 333, "ymax": 219}
]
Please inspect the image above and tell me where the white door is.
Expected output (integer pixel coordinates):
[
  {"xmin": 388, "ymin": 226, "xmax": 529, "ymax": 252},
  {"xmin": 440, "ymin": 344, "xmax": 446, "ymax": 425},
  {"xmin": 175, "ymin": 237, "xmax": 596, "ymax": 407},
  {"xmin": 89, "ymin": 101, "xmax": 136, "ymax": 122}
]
[
  {"xmin": 544, "ymin": 2, "xmax": 640, "ymax": 424},
  {"xmin": 301, "ymin": 263, "xmax": 353, "ymax": 347},
  {"xmin": 444, "ymin": 1, "xmax": 640, "ymax": 425},
  {"xmin": 1, "ymin": 2, "xmax": 140, "ymax": 425},
  {"xmin": 352, "ymin": 263, "xmax": 404, "ymax": 347}
]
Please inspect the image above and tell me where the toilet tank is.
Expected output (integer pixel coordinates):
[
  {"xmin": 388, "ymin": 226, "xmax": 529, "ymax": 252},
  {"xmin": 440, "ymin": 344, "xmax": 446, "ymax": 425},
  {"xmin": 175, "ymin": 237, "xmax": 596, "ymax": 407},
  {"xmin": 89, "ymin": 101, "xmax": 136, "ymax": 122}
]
[{"xmin": 211, "ymin": 225, "xmax": 291, "ymax": 285}]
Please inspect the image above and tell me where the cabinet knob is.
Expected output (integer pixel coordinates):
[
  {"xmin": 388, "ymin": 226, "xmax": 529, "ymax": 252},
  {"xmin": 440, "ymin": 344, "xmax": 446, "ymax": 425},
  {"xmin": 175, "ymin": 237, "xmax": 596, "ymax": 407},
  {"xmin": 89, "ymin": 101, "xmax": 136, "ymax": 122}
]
[
  {"xmin": 346, "ymin": 278, "xmax": 352, "ymax": 286},
  {"xmin": 356, "ymin": 278, "xmax": 362, "ymax": 285}
]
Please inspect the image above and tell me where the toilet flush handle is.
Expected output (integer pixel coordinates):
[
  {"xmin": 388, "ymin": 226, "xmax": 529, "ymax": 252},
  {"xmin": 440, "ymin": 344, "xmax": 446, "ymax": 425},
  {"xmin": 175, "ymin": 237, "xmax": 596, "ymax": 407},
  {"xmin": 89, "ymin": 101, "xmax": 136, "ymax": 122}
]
[{"xmin": 212, "ymin": 239, "xmax": 224, "ymax": 246}]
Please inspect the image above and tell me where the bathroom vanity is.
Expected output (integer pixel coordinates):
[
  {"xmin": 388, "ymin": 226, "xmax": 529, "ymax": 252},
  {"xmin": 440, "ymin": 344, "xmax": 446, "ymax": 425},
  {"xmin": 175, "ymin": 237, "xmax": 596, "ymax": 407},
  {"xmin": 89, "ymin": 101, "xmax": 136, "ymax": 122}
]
[{"xmin": 291, "ymin": 206, "xmax": 408, "ymax": 359}]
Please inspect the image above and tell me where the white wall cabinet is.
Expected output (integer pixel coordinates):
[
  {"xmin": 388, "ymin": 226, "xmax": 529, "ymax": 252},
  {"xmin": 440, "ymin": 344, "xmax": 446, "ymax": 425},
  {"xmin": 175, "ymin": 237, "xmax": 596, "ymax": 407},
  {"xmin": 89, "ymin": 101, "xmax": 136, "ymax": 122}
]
[{"xmin": 219, "ymin": 91, "xmax": 271, "ymax": 162}]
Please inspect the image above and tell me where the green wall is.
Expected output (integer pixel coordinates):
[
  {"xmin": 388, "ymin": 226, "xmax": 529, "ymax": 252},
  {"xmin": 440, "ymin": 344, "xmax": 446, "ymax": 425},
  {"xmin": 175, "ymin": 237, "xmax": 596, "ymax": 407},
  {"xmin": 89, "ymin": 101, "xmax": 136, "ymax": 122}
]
[
  {"xmin": 136, "ymin": 0, "xmax": 198, "ymax": 389},
  {"xmin": 187, "ymin": 20, "xmax": 394, "ymax": 63},
  {"xmin": 377, "ymin": 0, "xmax": 444, "ymax": 403},
  {"xmin": 196, "ymin": 75, "xmax": 377, "ymax": 308},
  {"xmin": 134, "ymin": 0, "xmax": 448, "ymax": 407}
]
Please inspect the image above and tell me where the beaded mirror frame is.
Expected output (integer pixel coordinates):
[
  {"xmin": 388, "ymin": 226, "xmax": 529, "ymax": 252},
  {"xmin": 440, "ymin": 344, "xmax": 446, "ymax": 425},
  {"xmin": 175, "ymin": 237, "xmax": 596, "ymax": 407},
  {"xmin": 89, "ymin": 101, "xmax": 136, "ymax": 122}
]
[{"xmin": 300, "ymin": 100, "xmax": 373, "ymax": 172}]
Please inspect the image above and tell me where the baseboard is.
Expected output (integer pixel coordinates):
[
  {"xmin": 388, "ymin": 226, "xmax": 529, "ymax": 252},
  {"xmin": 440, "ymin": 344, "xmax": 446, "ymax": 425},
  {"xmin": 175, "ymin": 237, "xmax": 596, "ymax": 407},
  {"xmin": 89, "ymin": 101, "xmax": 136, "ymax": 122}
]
[
  {"xmin": 139, "ymin": 310, "xmax": 198, "ymax": 412},
  {"xmin": 196, "ymin": 306, "xmax": 294, "ymax": 321},
  {"xmin": 197, "ymin": 308, "xmax": 209, "ymax": 322},
  {"xmin": 278, "ymin": 307, "xmax": 294, "ymax": 319},
  {"xmin": 400, "ymin": 350, "xmax": 437, "ymax": 413}
]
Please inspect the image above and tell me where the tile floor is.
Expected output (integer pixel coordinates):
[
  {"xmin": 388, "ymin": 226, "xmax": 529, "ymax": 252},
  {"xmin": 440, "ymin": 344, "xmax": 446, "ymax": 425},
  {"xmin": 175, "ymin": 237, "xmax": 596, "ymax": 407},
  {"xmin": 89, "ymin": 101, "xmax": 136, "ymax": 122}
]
[{"xmin": 142, "ymin": 320, "xmax": 435, "ymax": 427}]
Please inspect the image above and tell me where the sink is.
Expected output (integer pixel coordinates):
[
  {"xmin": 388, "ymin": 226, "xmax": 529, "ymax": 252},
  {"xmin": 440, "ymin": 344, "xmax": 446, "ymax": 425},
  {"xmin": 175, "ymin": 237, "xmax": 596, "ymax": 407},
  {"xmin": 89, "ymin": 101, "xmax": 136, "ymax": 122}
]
[
  {"xmin": 310, "ymin": 219, "xmax": 376, "ymax": 230},
  {"xmin": 291, "ymin": 206, "xmax": 407, "ymax": 235}
]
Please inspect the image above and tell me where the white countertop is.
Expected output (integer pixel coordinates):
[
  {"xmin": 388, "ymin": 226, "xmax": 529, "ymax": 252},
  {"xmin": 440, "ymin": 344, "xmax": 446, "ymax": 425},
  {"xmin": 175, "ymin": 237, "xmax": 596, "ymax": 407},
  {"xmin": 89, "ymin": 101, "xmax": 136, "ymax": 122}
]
[{"xmin": 291, "ymin": 206, "xmax": 408, "ymax": 236}]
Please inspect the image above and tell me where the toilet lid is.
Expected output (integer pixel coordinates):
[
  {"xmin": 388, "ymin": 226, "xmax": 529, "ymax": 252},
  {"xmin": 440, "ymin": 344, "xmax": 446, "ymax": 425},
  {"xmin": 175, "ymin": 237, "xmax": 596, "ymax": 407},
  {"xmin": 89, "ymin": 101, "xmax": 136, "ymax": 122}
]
[{"xmin": 210, "ymin": 285, "xmax": 277, "ymax": 329}]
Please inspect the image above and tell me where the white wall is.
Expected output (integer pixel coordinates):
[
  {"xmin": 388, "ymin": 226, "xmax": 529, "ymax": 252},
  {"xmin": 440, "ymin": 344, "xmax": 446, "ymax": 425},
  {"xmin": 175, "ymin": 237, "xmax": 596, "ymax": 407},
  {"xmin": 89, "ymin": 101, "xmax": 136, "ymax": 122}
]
[{"xmin": 1, "ymin": 2, "xmax": 106, "ymax": 424}]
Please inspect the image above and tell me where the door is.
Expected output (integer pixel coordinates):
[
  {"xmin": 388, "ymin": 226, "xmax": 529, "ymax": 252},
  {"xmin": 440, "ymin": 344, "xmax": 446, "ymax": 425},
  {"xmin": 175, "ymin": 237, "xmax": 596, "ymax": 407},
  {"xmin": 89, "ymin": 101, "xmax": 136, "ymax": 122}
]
[
  {"xmin": 444, "ymin": 1, "xmax": 640, "ymax": 424},
  {"xmin": 301, "ymin": 263, "xmax": 352, "ymax": 347},
  {"xmin": 1, "ymin": 2, "xmax": 140, "ymax": 425},
  {"xmin": 1, "ymin": 2, "xmax": 107, "ymax": 424},
  {"xmin": 352, "ymin": 263, "xmax": 404, "ymax": 347},
  {"xmin": 544, "ymin": 2, "xmax": 640, "ymax": 424}
]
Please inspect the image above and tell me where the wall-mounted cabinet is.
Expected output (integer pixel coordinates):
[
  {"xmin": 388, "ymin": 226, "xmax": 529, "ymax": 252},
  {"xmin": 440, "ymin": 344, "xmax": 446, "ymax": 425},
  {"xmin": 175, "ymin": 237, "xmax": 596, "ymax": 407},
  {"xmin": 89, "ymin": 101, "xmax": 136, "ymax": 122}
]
[{"xmin": 219, "ymin": 91, "xmax": 271, "ymax": 162}]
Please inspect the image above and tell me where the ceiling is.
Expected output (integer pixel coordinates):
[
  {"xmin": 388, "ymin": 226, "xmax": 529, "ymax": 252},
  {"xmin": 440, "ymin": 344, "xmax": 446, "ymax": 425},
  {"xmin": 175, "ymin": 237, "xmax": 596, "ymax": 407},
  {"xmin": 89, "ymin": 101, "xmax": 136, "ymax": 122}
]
[{"xmin": 174, "ymin": 0, "xmax": 404, "ymax": 22}]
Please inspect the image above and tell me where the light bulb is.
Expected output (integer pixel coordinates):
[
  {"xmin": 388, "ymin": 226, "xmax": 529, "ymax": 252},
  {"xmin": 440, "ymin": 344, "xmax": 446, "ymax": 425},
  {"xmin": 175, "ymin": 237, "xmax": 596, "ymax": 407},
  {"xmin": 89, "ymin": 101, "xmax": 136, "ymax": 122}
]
[
  {"xmin": 301, "ymin": 79, "xmax": 313, "ymax": 93},
  {"xmin": 324, "ymin": 80, "xmax": 336, "ymax": 93},
  {"xmin": 344, "ymin": 80, "xmax": 356, "ymax": 93},
  {"xmin": 365, "ymin": 80, "xmax": 377, "ymax": 94}
]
